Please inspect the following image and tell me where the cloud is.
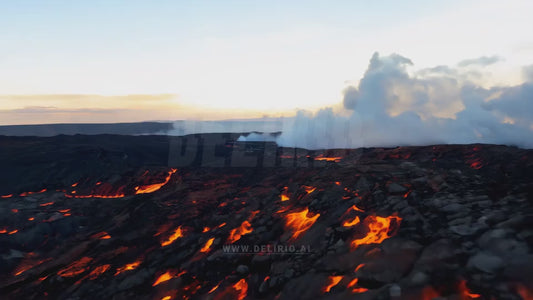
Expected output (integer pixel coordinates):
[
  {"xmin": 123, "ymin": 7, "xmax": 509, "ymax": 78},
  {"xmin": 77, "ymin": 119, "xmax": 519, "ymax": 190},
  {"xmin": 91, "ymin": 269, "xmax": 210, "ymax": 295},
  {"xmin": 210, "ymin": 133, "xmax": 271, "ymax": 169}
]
[
  {"xmin": 458, "ymin": 55, "xmax": 503, "ymax": 67},
  {"xmin": 277, "ymin": 52, "xmax": 533, "ymax": 149}
]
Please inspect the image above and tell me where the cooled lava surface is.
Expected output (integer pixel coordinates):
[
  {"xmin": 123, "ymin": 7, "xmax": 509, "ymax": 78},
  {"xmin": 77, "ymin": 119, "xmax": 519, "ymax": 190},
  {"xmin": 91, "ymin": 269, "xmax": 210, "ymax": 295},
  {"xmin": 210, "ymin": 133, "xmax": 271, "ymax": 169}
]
[{"xmin": 0, "ymin": 134, "xmax": 532, "ymax": 299}]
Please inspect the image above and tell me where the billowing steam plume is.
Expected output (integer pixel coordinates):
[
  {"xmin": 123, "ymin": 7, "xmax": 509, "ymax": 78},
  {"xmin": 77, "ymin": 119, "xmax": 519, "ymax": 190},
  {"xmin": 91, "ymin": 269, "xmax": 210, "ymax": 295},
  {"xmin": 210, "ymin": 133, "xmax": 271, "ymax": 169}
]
[{"xmin": 277, "ymin": 52, "xmax": 533, "ymax": 149}]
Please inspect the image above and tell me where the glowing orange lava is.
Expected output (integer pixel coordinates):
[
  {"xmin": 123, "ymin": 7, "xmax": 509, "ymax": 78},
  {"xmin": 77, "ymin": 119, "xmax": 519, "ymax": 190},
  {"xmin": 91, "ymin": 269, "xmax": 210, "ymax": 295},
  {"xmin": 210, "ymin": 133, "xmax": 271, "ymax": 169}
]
[
  {"xmin": 314, "ymin": 155, "xmax": 342, "ymax": 162},
  {"xmin": 57, "ymin": 257, "xmax": 93, "ymax": 277},
  {"xmin": 200, "ymin": 238, "xmax": 215, "ymax": 253},
  {"xmin": 19, "ymin": 189, "xmax": 47, "ymax": 197},
  {"xmin": 458, "ymin": 280, "xmax": 481, "ymax": 299},
  {"xmin": 161, "ymin": 226, "xmax": 184, "ymax": 247},
  {"xmin": 28, "ymin": 217, "xmax": 35, "ymax": 221},
  {"xmin": 233, "ymin": 279, "xmax": 248, "ymax": 300},
  {"xmin": 323, "ymin": 276, "xmax": 343, "ymax": 293},
  {"xmin": 135, "ymin": 169, "xmax": 177, "ymax": 194},
  {"xmin": 302, "ymin": 185, "xmax": 317, "ymax": 194},
  {"xmin": 203, "ymin": 227, "xmax": 210, "ymax": 233},
  {"xmin": 91, "ymin": 231, "xmax": 111, "ymax": 240},
  {"xmin": 350, "ymin": 204, "xmax": 365, "ymax": 212},
  {"xmin": 347, "ymin": 278, "xmax": 368, "ymax": 294},
  {"xmin": 39, "ymin": 202, "xmax": 54, "ymax": 207},
  {"xmin": 115, "ymin": 260, "xmax": 142, "ymax": 275},
  {"xmin": 88, "ymin": 264, "xmax": 110, "ymax": 280},
  {"xmin": 1, "ymin": 194, "xmax": 13, "ymax": 198},
  {"xmin": 8, "ymin": 229, "xmax": 18, "ymax": 235},
  {"xmin": 281, "ymin": 186, "xmax": 290, "ymax": 201},
  {"xmin": 350, "ymin": 215, "xmax": 402, "ymax": 249},
  {"xmin": 152, "ymin": 271, "xmax": 179, "ymax": 286},
  {"xmin": 285, "ymin": 208, "xmax": 320, "ymax": 240},
  {"xmin": 342, "ymin": 216, "xmax": 361, "ymax": 227},
  {"xmin": 228, "ymin": 221, "xmax": 253, "ymax": 243}
]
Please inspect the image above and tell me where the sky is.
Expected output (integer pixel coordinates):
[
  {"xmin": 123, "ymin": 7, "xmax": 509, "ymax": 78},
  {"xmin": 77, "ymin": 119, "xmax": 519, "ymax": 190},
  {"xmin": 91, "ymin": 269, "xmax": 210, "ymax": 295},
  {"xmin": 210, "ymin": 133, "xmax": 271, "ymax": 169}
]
[{"xmin": 1, "ymin": 0, "xmax": 533, "ymax": 125}]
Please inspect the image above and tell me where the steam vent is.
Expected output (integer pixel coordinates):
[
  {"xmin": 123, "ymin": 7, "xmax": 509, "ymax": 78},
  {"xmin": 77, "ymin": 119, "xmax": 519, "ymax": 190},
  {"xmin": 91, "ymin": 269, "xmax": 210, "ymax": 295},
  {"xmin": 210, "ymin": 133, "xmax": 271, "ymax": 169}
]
[{"xmin": 1, "ymin": 134, "xmax": 532, "ymax": 300}]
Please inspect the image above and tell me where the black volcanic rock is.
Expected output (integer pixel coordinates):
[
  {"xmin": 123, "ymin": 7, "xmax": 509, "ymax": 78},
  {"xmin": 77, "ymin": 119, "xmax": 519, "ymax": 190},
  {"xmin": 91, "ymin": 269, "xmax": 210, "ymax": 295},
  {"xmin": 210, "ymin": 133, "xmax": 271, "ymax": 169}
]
[{"xmin": 0, "ymin": 135, "xmax": 532, "ymax": 299}]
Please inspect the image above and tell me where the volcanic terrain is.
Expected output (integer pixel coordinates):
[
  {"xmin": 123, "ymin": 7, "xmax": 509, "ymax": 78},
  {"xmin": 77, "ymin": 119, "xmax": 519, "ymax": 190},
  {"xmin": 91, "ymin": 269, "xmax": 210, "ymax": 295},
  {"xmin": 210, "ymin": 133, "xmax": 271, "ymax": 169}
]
[{"xmin": 0, "ymin": 134, "xmax": 532, "ymax": 300}]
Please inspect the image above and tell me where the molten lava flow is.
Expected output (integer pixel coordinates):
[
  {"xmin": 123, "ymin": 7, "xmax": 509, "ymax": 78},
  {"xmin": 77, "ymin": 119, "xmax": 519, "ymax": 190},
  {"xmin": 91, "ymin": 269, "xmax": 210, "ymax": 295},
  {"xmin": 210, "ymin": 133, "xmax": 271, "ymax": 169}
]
[
  {"xmin": 0, "ymin": 228, "xmax": 7, "ymax": 234},
  {"xmin": 1, "ymin": 194, "xmax": 13, "ymax": 198},
  {"xmin": 28, "ymin": 217, "xmax": 35, "ymax": 221},
  {"xmin": 281, "ymin": 186, "xmax": 290, "ymax": 201},
  {"xmin": 347, "ymin": 278, "xmax": 368, "ymax": 294},
  {"xmin": 88, "ymin": 264, "xmax": 110, "ymax": 280},
  {"xmin": 350, "ymin": 204, "xmax": 365, "ymax": 212},
  {"xmin": 13, "ymin": 255, "xmax": 50, "ymax": 276},
  {"xmin": 335, "ymin": 181, "xmax": 341, "ymax": 186},
  {"xmin": 233, "ymin": 279, "xmax": 248, "ymax": 300},
  {"xmin": 115, "ymin": 260, "xmax": 142, "ymax": 275},
  {"xmin": 57, "ymin": 257, "xmax": 93, "ymax": 277},
  {"xmin": 302, "ymin": 185, "xmax": 317, "ymax": 194},
  {"xmin": 71, "ymin": 182, "xmax": 78, "ymax": 187},
  {"xmin": 208, "ymin": 283, "xmax": 221, "ymax": 294},
  {"xmin": 355, "ymin": 263, "xmax": 365, "ymax": 272},
  {"xmin": 91, "ymin": 231, "xmax": 111, "ymax": 240},
  {"xmin": 350, "ymin": 215, "xmax": 402, "ymax": 249},
  {"xmin": 8, "ymin": 229, "xmax": 18, "ymax": 234},
  {"xmin": 152, "ymin": 271, "xmax": 181, "ymax": 286},
  {"xmin": 135, "ymin": 169, "xmax": 177, "ymax": 194},
  {"xmin": 200, "ymin": 237, "xmax": 215, "ymax": 253},
  {"xmin": 314, "ymin": 154, "xmax": 343, "ymax": 162},
  {"xmin": 203, "ymin": 227, "xmax": 210, "ymax": 233},
  {"xmin": 11, "ymin": 208, "xmax": 18, "ymax": 213},
  {"xmin": 161, "ymin": 226, "xmax": 184, "ymax": 247},
  {"xmin": 39, "ymin": 202, "xmax": 54, "ymax": 207},
  {"xmin": 458, "ymin": 280, "xmax": 481, "ymax": 299},
  {"xmin": 19, "ymin": 189, "xmax": 47, "ymax": 197},
  {"xmin": 342, "ymin": 216, "xmax": 361, "ymax": 227},
  {"xmin": 285, "ymin": 208, "xmax": 320, "ymax": 240},
  {"xmin": 228, "ymin": 221, "xmax": 253, "ymax": 243},
  {"xmin": 323, "ymin": 276, "xmax": 343, "ymax": 293}
]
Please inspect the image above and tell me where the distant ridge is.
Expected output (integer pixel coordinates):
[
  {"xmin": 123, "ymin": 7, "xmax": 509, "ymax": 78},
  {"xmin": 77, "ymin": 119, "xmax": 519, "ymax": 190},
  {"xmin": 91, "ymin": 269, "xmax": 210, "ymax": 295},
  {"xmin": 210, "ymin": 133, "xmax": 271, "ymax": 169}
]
[{"xmin": 0, "ymin": 122, "xmax": 174, "ymax": 137}]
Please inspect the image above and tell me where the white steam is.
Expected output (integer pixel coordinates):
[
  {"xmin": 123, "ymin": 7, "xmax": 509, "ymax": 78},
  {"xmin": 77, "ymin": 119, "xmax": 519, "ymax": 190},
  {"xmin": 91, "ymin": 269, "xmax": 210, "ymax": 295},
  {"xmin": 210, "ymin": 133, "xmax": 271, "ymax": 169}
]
[{"xmin": 276, "ymin": 52, "xmax": 533, "ymax": 149}]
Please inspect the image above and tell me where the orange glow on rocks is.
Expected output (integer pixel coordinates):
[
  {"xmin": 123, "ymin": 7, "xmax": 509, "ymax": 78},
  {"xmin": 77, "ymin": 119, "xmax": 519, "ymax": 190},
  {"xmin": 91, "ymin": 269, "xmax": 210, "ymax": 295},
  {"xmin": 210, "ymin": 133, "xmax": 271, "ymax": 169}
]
[
  {"xmin": 302, "ymin": 185, "xmax": 317, "ymax": 194},
  {"xmin": 228, "ymin": 221, "xmax": 253, "ymax": 243},
  {"xmin": 152, "ymin": 271, "xmax": 176, "ymax": 286},
  {"xmin": 350, "ymin": 204, "xmax": 365, "ymax": 212},
  {"xmin": 135, "ymin": 169, "xmax": 177, "ymax": 194},
  {"xmin": 350, "ymin": 215, "xmax": 402, "ymax": 249},
  {"xmin": 115, "ymin": 260, "xmax": 142, "ymax": 276},
  {"xmin": 233, "ymin": 279, "xmax": 248, "ymax": 300},
  {"xmin": 281, "ymin": 186, "xmax": 290, "ymax": 201},
  {"xmin": 314, "ymin": 155, "xmax": 343, "ymax": 162},
  {"xmin": 1, "ymin": 194, "xmax": 13, "ymax": 198},
  {"xmin": 342, "ymin": 216, "xmax": 361, "ymax": 227},
  {"xmin": 285, "ymin": 208, "xmax": 320, "ymax": 240},
  {"xmin": 458, "ymin": 280, "xmax": 481, "ymax": 299},
  {"xmin": 39, "ymin": 202, "xmax": 54, "ymax": 207},
  {"xmin": 421, "ymin": 286, "xmax": 441, "ymax": 300},
  {"xmin": 57, "ymin": 257, "xmax": 93, "ymax": 277},
  {"xmin": 515, "ymin": 284, "xmax": 533, "ymax": 300},
  {"xmin": 200, "ymin": 237, "xmax": 215, "ymax": 253},
  {"xmin": 347, "ymin": 278, "xmax": 368, "ymax": 294},
  {"xmin": 161, "ymin": 226, "xmax": 184, "ymax": 247},
  {"xmin": 91, "ymin": 231, "xmax": 111, "ymax": 240},
  {"xmin": 323, "ymin": 276, "xmax": 343, "ymax": 293},
  {"xmin": 19, "ymin": 189, "xmax": 47, "ymax": 197},
  {"xmin": 88, "ymin": 264, "xmax": 110, "ymax": 280},
  {"xmin": 8, "ymin": 229, "xmax": 18, "ymax": 234}
]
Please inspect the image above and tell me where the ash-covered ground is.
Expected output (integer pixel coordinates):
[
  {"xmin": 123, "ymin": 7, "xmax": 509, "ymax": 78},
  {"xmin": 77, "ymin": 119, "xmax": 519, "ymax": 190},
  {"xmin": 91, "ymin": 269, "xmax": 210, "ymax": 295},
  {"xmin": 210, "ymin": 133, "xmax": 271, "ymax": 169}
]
[{"xmin": 0, "ymin": 134, "xmax": 532, "ymax": 300}]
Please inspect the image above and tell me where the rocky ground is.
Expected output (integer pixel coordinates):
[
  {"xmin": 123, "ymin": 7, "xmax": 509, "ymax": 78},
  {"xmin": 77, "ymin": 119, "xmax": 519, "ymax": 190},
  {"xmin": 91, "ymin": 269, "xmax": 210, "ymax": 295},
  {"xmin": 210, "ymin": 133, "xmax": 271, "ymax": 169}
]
[{"xmin": 0, "ymin": 134, "xmax": 532, "ymax": 299}]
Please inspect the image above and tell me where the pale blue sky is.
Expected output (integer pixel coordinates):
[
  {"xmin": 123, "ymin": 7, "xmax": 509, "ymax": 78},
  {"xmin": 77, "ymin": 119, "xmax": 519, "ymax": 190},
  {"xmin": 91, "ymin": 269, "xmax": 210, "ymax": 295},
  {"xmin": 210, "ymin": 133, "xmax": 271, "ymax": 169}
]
[{"xmin": 0, "ymin": 0, "xmax": 532, "ymax": 124}]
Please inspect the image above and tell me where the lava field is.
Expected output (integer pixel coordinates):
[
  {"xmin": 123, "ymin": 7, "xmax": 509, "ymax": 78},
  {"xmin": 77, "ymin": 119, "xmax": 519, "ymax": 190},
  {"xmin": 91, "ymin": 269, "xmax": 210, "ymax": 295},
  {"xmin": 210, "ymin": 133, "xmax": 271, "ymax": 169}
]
[{"xmin": 0, "ymin": 134, "xmax": 532, "ymax": 300}]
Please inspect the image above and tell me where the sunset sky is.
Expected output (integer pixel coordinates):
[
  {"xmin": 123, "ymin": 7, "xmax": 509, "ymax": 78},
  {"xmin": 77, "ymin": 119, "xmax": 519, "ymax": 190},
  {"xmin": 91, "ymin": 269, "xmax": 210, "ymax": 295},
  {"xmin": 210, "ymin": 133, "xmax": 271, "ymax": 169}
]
[{"xmin": 1, "ymin": 0, "xmax": 532, "ymax": 125}]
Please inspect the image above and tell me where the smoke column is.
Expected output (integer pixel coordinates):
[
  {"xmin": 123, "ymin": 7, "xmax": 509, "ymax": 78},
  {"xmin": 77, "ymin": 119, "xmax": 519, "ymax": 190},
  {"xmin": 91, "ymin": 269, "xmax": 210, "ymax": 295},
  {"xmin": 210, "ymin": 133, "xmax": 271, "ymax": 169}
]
[{"xmin": 276, "ymin": 52, "xmax": 533, "ymax": 149}]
